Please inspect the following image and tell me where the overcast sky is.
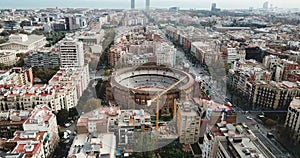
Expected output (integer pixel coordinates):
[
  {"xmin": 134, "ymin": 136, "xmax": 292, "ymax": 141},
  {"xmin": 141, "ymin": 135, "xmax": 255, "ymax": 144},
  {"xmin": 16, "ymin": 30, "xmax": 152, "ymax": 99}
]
[{"xmin": 0, "ymin": 0, "xmax": 299, "ymax": 9}]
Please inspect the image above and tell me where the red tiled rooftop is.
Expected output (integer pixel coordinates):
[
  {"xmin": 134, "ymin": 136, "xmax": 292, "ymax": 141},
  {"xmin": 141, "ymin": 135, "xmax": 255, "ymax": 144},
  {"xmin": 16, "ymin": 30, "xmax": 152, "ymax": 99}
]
[
  {"xmin": 11, "ymin": 131, "xmax": 47, "ymax": 142},
  {"xmin": 51, "ymin": 77, "xmax": 59, "ymax": 81},
  {"xmin": 39, "ymin": 93, "xmax": 52, "ymax": 97},
  {"xmin": 77, "ymin": 107, "xmax": 119, "ymax": 127},
  {"xmin": 13, "ymin": 142, "xmax": 42, "ymax": 155},
  {"xmin": 24, "ymin": 93, "xmax": 35, "ymax": 97},
  {"xmin": 24, "ymin": 106, "xmax": 52, "ymax": 124}
]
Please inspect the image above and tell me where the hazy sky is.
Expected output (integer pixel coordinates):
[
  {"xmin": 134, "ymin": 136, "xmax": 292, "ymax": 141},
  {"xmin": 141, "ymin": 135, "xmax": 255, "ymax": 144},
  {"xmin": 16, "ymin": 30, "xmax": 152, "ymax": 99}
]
[{"xmin": 0, "ymin": 0, "xmax": 299, "ymax": 9}]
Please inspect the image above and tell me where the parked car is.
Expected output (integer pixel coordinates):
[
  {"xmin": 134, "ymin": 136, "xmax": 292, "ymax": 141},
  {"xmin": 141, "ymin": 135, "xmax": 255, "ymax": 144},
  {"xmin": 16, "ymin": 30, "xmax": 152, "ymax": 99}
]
[
  {"xmin": 65, "ymin": 123, "xmax": 71, "ymax": 127},
  {"xmin": 66, "ymin": 130, "xmax": 72, "ymax": 135},
  {"xmin": 246, "ymin": 116, "xmax": 253, "ymax": 120}
]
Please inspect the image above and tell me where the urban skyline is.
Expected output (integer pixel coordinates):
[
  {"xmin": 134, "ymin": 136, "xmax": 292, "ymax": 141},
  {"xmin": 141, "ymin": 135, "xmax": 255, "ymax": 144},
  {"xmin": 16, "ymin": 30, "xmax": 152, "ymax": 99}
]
[
  {"xmin": 0, "ymin": 0, "xmax": 300, "ymax": 9},
  {"xmin": 0, "ymin": 1, "xmax": 300, "ymax": 157}
]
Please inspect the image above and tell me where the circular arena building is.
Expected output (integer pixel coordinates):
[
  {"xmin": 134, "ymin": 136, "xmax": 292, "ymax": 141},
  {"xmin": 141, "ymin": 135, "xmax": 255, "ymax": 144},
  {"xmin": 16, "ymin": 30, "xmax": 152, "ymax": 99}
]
[{"xmin": 108, "ymin": 64, "xmax": 195, "ymax": 117}]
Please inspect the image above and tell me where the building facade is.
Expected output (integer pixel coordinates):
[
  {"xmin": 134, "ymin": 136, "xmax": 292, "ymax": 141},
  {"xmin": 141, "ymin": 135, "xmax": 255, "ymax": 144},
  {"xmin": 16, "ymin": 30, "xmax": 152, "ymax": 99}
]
[
  {"xmin": 285, "ymin": 97, "xmax": 300, "ymax": 142},
  {"xmin": 177, "ymin": 100, "xmax": 201, "ymax": 144},
  {"xmin": 250, "ymin": 81, "xmax": 300, "ymax": 110},
  {"xmin": 0, "ymin": 34, "xmax": 46, "ymax": 51},
  {"xmin": 24, "ymin": 50, "xmax": 60, "ymax": 69},
  {"xmin": 59, "ymin": 39, "xmax": 84, "ymax": 69},
  {"xmin": 0, "ymin": 50, "xmax": 17, "ymax": 66}
]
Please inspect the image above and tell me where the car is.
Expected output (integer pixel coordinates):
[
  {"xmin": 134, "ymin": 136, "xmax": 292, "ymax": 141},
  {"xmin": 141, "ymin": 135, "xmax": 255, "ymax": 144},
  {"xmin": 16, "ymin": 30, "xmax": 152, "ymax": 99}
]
[
  {"xmin": 257, "ymin": 114, "xmax": 265, "ymax": 119},
  {"xmin": 65, "ymin": 123, "xmax": 71, "ymax": 127},
  {"xmin": 246, "ymin": 116, "xmax": 253, "ymax": 120},
  {"xmin": 63, "ymin": 134, "xmax": 70, "ymax": 139},
  {"xmin": 66, "ymin": 130, "xmax": 72, "ymax": 135},
  {"xmin": 267, "ymin": 132, "xmax": 275, "ymax": 139}
]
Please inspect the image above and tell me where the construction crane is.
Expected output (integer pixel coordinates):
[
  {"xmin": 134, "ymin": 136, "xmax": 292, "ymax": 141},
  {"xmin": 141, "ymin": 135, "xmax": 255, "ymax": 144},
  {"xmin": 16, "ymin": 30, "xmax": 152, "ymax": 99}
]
[{"xmin": 147, "ymin": 76, "xmax": 187, "ymax": 149}]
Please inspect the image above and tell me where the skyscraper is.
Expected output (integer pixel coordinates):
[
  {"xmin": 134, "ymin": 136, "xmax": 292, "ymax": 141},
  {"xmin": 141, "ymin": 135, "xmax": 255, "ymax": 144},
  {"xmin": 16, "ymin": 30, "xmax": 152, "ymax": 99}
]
[
  {"xmin": 211, "ymin": 3, "xmax": 220, "ymax": 12},
  {"xmin": 263, "ymin": 1, "xmax": 269, "ymax": 10},
  {"xmin": 131, "ymin": 0, "xmax": 135, "ymax": 9},
  {"xmin": 211, "ymin": 3, "xmax": 216, "ymax": 12},
  {"xmin": 146, "ymin": 0, "xmax": 150, "ymax": 10}
]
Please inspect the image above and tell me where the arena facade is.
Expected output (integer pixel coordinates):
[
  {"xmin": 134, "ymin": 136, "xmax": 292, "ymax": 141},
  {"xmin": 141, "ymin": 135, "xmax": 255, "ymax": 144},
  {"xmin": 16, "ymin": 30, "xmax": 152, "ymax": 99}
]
[{"xmin": 107, "ymin": 64, "xmax": 195, "ymax": 117}]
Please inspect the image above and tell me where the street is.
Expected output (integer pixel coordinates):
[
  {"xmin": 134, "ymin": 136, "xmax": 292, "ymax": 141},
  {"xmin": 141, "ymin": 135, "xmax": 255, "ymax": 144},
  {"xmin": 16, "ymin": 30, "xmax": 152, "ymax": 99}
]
[{"xmin": 168, "ymin": 31, "xmax": 292, "ymax": 158}]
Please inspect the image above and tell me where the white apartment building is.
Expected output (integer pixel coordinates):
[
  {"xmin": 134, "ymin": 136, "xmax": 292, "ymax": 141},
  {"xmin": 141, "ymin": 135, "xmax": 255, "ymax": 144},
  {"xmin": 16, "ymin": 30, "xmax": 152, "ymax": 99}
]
[
  {"xmin": 22, "ymin": 105, "xmax": 59, "ymax": 156},
  {"xmin": 155, "ymin": 42, "xmax": 176, "ymax": 67},
  {"xmin": 226, "ymin": 46, "xmax": 245, "ymax": 64},
  {"xmin": 0, "ymin": 50, "xmax": 17, "ymax": 66},
  {"xmin": 285, "ymin": 97, "xmax": 300, "ymax": 142},
  {"xmin": 59, "ymin": 39, "xmax": 84, "ymax": 69}
]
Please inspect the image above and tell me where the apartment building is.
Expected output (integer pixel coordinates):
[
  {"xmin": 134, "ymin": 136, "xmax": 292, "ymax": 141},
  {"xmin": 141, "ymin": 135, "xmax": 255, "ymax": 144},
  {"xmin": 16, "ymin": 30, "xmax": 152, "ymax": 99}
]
[
  {"xmin": 0, "ymin": 105, "xmax": 59, "ymax": 157},
  {"xmin": 0, "ymin": 50, "xmax": 17, "ymax": 66},
  {"xmin": 200, "ymin": 109, "xmax": 274, "ymax": 158},
  {"xmin": 112, "ymin": 109, "xmax": 152, "ymax": 150},
  {"xmin": 177, "ymin": 100, "xmax": 201, "ymax": 144},
  {"xmin": 285, "ymin": 97, "xmax": 300, "ymax": 142},
  {"xmin": 59, "ymin": 39, "xmax": 84, "ymax": 69},
  {"xmin": 77, "ymin": 30, "xmax": 104, "ymax": 46},
  {"xmin": 190, "ymin": 41, "xmax": 221, "ymax": 66},
  {"xmin": 155, "ymin": 42, "xmax": 176, "ymax": 67},
  {"xmin": 250, "ymin": 81, "xmax": 300, "ymax": 110},
  {"xmin": 76, "ymin": 107, "xmax": 118, "ymax": 134},
  {"xmin": 228, "ymin": 60, "xmax": 271, "ymax": 94},
  {"xmin": 0, "ymin": 110, "xmax": 30, "ymax": 138},
  {"xmin": 109, "ymin": 45, "xmax": 127, "ymax": 67},
  {"xmin": 11, "ymin": 131, "xmax": 48, "ymax": 158},
  {"xmin": 48, "ymin": 67, "xmax": 90, "ymax": 107},
  {"xmin": 24, "ymin": 50, "xmax": 60, "ymax": 69},
  {"xmin": 0, "ymin": 67, "xmax": 34, "ymax": 86},
  {"xmin": 68, "ymin": 133, "xmax": 116, "ymax": 158},
  {"xmin": 211, "ymin": 134, "xmax": 275, "ymax": 158},
  {"xmin": 12, "ymin": 140, "xmax": 45, "ymax": 158},
  {"xmin": 222, "ymin": 43, "xmax": 246, "ymax": 64},
  {"xmin": 263, "ymin": 55, "xmax": 299, "ymax": 81},
  {"xmin": 22, "ymin": 105, "xmax": 59, "ymax": 155}
]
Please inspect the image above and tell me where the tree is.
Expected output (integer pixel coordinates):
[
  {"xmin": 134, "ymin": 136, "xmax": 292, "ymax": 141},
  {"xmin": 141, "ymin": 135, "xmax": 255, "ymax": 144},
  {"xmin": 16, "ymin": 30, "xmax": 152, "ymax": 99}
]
[
  {"xmin": 95, "ymin": 79, "xmax": 107, "ymax": 99},
  {"xmin": 69, "ymin": 107, "xmax": 79, "ymax": 118},
  {"xmin": 263, "ymin": 118, "xmax": 277, "ymax": 127},
  {"xmin": 0, "ymin": 30, "xmax": 9, "ymax": 36},
  {"xmin": 104, "ymin": 69, "xmax": 111, "ymax": 76},
  {"xmin": 32, "ymin": 67, "xmax": 59, "ymax": 84},
  {"xmin": 0, "ymin": 39, "xmax": 6, "ymax": 44},
  {"xmin": 31, "ymin": 29, "xmax": 43, "ymax": 35},
  {"xmin": 19, "ymin": 29, "xmax": 28, "ymax": 34},
  {"xmin": 56, "ymin": 109, "xmax": 69, "ymax": 126},
  {"xmin": 84, "ymin": 98, "xmax": 102, "ymax": 112},
  {"xmin": 15, "ymin": 53, "xmax": 25, "ymax": 67}
]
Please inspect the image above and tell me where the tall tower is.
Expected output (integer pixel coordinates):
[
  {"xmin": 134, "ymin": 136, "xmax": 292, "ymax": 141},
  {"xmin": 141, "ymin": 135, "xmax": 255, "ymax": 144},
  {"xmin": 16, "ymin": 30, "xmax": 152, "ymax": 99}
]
[
  {"xmin": 146, "ymin": 0, "xmax": 150, "ymax": 10},
  {"xmin": 211, "ymin": 3, "xmax": 217, "ymax": 12},
  {"xmin": 131, "ymin": 0, "xmax": 135, "ymax": 9},
  {"xmin": 263, "ymin": 1, "xmax": 269, "ymax": 10}
]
